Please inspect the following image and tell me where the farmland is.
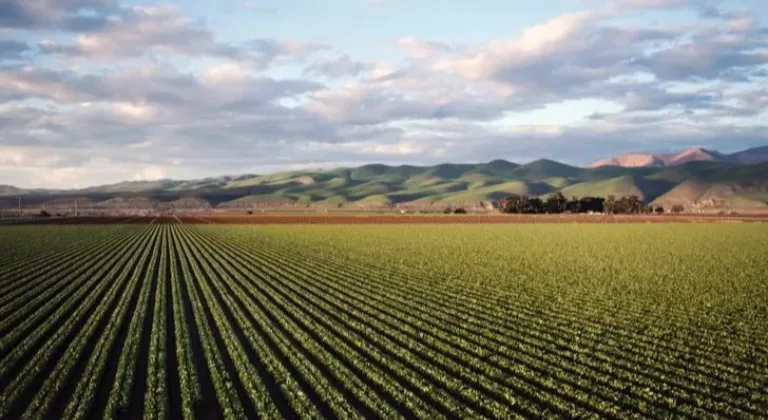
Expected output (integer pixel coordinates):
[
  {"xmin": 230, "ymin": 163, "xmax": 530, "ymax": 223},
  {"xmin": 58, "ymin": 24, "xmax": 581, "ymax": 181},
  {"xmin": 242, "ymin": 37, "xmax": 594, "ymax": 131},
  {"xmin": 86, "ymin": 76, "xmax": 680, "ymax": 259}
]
[{"xmin": 1, "ymin": 220, "xmax": 767, "ymax": 419}]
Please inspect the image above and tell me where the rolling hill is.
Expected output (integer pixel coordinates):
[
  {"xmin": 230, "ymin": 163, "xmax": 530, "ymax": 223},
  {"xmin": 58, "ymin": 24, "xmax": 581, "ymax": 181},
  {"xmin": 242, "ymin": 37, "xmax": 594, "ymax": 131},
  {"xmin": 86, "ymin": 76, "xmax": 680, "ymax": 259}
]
[
  {"xmin": 557, "ymin": 176, "xmax": 675, "ymax": 202},
  {"xmin": 3, "ymin": 157, "xmax": 768, "ymax": 212}
]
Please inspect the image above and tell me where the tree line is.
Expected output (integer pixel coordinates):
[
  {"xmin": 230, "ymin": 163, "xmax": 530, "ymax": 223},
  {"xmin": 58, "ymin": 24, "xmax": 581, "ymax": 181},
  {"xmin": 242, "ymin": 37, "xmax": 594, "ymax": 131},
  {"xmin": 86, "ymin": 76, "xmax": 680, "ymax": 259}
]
[{"xmin": 499, "ymin": 193, "xmax": 684, "ymax": 214}]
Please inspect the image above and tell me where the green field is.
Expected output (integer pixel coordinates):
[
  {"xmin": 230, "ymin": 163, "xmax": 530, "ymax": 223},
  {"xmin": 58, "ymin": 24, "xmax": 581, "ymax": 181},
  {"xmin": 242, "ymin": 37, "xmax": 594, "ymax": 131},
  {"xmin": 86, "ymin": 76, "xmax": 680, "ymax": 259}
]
[{"xmin": 1, "ymin": 222, "xmax": 767, "ymax": 419}]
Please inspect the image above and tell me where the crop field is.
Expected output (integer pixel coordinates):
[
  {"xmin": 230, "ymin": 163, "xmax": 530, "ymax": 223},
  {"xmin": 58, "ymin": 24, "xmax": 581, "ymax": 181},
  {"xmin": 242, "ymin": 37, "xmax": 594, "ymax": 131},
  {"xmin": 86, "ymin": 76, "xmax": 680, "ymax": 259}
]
[{"xmin": 1, "ymin": 220, "xmax": 767, "ymax": 419}]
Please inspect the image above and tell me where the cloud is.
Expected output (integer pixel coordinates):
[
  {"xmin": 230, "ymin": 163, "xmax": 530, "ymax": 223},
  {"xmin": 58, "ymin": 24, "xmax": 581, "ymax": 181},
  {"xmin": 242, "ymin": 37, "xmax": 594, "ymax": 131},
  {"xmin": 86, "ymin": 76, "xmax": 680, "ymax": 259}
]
[
  {"xmin": 242, "ymin": 39, "xmax": 329, "ymax": 68},
  {"xmin": 432, "ymin": 14, "xmax": 682, "ymax": 92},
  {"xmin": 304, "ymin": 55, "xmax": 371, "ymax": 78},
  {"xmin": 0, "ymin": 39, "xmax": 32, "ymax": 59},
  {"xmin": 0, "ymin": 0, "xmax": 118, "ymax": 31},
  {"xmin": 133, "ymin": 165, "xmax": 167, "ymax": 181},
  {"xmin": 1, "ymin": 0, "xmax": 767, "ymax": 188},
  {"xmin": 630, "ymin": 32, "xmax": 768, "ymax": 81},
  {"xmin": 0, "ymin": 63, "xmax": 323, "ymax": 108},
  {"xmin": 60, "ymin": 6, "xmax": 219, "ymax": 58},
  {"xmin": 34, "ymin": 6, "xmax": 327, "ymax": 66}
]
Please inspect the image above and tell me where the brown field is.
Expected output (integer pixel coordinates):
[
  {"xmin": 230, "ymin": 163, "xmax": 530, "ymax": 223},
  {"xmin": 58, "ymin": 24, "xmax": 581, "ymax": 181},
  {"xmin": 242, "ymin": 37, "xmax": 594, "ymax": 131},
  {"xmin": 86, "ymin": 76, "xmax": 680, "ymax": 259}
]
[
  {"xmin": 0, "ymin": 216, "xmax": 154, "ymax": 225},
  {"xmin": 4, "ymin": 213, "xmax": 767, "ymax": 225},
  {"xmin": 181, "ymin": 213, "xmax": 768, "ymax": 224}
]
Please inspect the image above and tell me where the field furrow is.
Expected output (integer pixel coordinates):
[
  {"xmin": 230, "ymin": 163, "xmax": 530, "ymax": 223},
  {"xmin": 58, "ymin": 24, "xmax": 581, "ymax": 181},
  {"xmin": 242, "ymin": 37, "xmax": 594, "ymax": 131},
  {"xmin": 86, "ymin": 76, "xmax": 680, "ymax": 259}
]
[
  {"xmin": 245, "ymin": 241, "xmax": 759, "ymax": 417},
  {"xmin": 1, "ymin": 220, "xmax": 767, "ymax": 419},
  {"xmin": 171, "ymin": 224, "xmax": 247, "ymax": 419},
  {"xmin": 58, "ymin": 224, "xmax": 162, "ymax": 420},
  {"xmin": 0, "ymin": 226, "xmax": 154, "ymax": 412},
  {"xmin": 3, "ymin": 227, "xmax": 157, "ymax": 419}
]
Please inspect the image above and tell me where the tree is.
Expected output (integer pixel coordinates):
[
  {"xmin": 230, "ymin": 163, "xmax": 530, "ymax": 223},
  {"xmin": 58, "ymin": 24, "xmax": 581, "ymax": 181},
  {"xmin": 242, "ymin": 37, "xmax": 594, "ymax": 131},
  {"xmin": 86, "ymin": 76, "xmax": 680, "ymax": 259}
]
[
  {"xmin": 453, "ymin": 208, "xmax": 467, "ymax": 214},
  {"xmin": 499, "ymin": 196, "xmax": 529, "ymax": 214},
  {"xmin": 545, "ymin": 192, "xmax": 567, "ymax": 214},
  {"xmin": 654, "ymin": 206, "xmax": 664, "ymax": 214},
  {"xmin": 499, "ymin": 195, "xmax": 548, "ymax": 214},
  {"xmin": 605, "ymin": 195, "xmax": 616, "ymax": 214},
  {"xmin": 613, "ymin": 195, "xmax": 642, "ymax": 214},
  {"xmin": 614, "ymin": 196, "xmax": 627, "ymax": 214},
  {"xmin": 579, "ymin": 197, "xmax": 605, "ymax": 213},
  {"xmin": 565, "ymin": 196, "xmax": 580, "ymax": 213},
  {"xmin": 527, "ymin": 198, "xmax": 545, "ymax": 214},
  {"xmin": 672, "ymin": 204, "xmax": 685, "ymax": 214},
  {"xmin": 626, "ymin": 195, "xmax": 642, "ymax": 214}
]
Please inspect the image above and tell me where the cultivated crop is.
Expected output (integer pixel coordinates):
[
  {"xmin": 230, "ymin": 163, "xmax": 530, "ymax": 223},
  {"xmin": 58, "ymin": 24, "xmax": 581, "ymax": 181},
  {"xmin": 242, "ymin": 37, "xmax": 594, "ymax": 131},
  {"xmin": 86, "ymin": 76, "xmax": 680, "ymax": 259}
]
[{"xmin": 0, "ymin": 221, "xmax": 767, "ymax": 419}]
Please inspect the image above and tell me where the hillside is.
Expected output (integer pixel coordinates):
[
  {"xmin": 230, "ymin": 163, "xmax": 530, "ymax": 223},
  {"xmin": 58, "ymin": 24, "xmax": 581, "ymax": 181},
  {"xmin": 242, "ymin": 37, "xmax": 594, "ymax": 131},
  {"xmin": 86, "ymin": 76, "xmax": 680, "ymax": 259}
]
[
  {"xmin": 3, "ymin": 159, "xmax": 768, "ymax": 212},
  {"xmin": 728, "ymin": 146, "xmax": 768, "ymax": 165},
  {"xmin": 557, "ymin": 176, "xmax": 674, "ymax": 202}
]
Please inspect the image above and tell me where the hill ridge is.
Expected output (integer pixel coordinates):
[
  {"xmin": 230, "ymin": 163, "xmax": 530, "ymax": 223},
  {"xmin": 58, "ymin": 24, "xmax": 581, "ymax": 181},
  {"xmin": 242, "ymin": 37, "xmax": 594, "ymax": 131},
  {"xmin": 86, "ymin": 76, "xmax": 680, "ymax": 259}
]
[{"xmin": 3, "ymin": 158, "xmax": 768, "ymax": 212}]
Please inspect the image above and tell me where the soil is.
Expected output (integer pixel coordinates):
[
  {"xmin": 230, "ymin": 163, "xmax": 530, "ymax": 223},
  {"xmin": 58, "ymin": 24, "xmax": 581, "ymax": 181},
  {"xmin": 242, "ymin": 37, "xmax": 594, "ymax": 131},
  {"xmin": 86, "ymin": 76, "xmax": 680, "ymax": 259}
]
[
  {"xmin": 177, "ymin": 213, "xmax": 768, "ymax": 224},
  {"xmin": 2, "ymin": 213, "xmax": 767, "ymax": 225}
]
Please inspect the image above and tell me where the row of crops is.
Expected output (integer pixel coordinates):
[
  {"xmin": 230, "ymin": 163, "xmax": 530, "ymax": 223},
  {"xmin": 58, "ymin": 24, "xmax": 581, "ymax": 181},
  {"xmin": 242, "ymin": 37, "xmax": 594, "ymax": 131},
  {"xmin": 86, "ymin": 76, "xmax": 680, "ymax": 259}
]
[{"xmin": 1, "ymin": 221, "xmax": 767, "ymax": 419}]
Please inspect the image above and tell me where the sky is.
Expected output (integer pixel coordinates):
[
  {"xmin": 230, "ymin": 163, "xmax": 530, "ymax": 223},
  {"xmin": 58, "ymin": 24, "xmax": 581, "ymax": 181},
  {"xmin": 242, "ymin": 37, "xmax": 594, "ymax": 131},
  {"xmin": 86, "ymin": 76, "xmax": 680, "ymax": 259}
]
[{"xmin": 1, "ymin": 0, "xmax": 767, "ymax": 188}]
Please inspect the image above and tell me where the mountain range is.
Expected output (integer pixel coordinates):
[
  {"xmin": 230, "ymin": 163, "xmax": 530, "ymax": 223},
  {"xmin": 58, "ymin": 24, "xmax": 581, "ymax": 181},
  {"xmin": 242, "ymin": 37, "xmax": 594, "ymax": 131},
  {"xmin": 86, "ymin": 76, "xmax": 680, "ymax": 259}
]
[
  {"xmin": 589, "ymin": 145, "xmax": 768, "ymax": 168},
  {"xmin": 2, "ymin": 145, "xmax": 768, "ymax": 212}
]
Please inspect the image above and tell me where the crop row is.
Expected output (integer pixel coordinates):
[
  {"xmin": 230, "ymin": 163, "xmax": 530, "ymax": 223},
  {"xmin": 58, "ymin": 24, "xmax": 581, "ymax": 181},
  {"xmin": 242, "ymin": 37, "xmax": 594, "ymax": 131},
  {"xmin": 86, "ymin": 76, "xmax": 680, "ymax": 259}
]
[
  {"xmin": 1, "ymin": 222, "xmax": 766, "ymax": 419},
  {"xmin": 0, "ymin": 225, "xmax": 159, "ymax": 419}
]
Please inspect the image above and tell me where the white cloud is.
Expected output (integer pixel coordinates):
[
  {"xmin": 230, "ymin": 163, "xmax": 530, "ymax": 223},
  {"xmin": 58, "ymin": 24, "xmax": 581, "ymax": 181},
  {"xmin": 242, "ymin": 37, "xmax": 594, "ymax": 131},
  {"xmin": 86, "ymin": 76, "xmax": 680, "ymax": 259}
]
[
  {"xmin": 0, "ymin": 146, "xmax": 28, "ymax": 166},
  {"xmin": 0, "ymin": 0, "xmax": 766, "ymax": 188},
  {"xmin": 201, "ymin": 63, "xmax": 250, "ymax": 84},
  {"xmin": 111, "ymin": 101, "xmax": 156, "ymax": 121},
  {"xmin": 133, "ymin": 165, "xmax": 167, "ymax": 181},
  {"xmin": 304, "ymin": 55, "xmax": 371, "ymax": 78}
]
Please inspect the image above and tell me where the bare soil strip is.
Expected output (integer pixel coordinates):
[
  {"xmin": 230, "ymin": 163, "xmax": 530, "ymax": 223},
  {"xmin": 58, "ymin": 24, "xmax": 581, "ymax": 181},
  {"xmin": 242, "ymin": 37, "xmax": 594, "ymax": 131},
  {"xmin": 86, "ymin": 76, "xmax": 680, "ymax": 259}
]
[{"xmin": 2, "ymin": 213, "xmax": 767, "ymax": 225}]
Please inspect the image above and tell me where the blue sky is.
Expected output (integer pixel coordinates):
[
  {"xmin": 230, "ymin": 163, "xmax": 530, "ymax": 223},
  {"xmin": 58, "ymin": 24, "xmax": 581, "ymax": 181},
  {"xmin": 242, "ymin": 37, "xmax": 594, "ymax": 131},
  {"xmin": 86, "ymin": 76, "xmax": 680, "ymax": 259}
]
[{"xmin": 1, "ymin": 0, "xmax": 767, "ymax": 187}]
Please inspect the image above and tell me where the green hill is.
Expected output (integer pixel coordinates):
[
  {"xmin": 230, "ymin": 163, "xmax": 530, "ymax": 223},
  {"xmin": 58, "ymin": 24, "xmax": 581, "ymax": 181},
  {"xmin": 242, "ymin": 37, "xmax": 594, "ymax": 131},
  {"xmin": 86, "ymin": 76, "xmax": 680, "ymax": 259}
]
[
  {"xmin": 3, "ymin": 160, "xmax": 768, "ymax": 211},
  {"xmin": 440, "ymin": 181, "xmax": 553, "ymax": 202},
  {"xmin": 651, "ymin": 180, "xmax": 768, "ymax": 209},
  {"xmin": 558, "ymin": 176, "xmax": 674, "ymax": 202},
  {"xmin": 510, "ymin": 159, "xmax": 583, "ymax": 180},
  {"xmin": 355, "ymin": 194, "xmax": 393, "ymax": 207}
]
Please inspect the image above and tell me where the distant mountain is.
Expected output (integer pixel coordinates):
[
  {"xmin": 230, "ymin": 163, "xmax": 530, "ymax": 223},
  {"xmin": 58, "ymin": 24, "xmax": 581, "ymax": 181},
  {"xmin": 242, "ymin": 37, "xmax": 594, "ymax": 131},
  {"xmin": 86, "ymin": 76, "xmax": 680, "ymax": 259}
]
[
  {"xmin": 0, "ymin": 185, "xmax": 56, "ymax": 196},
  {"xmin": 590, "ymin": 147, "xmax": 731, "ymax": 168},
  {"xmin": 589, "ymin": 145, "xmax": 767, "ymax": 168},
  {"xmin": 728, "ymin": 146, "xmax": 768, "ymax": 165},
  {"xmin": 3, "ymin": 158, "xmax": 768, "ymax": 212},
  {"xmin": 0, "ymin": 185, "xmax": 25, "ymax": 195}
]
